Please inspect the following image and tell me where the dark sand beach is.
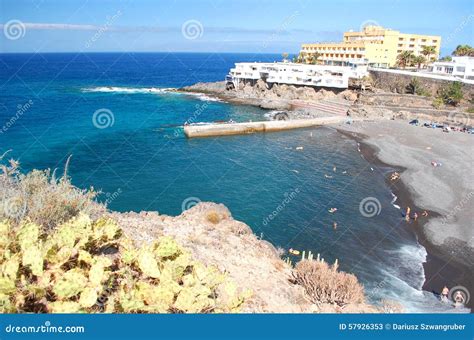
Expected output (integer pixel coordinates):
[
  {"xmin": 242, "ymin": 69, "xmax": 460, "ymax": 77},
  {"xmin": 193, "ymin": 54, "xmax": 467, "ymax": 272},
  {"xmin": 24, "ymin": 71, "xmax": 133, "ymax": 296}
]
[{"xmin": 337, "ymin": 120, "xmax": 473, "ymax": 310}]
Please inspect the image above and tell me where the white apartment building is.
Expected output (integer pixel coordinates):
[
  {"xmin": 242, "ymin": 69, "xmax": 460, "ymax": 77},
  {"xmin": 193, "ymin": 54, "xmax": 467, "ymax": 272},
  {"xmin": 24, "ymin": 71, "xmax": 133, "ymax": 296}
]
[
  {"xmin": 226, "ymin": 61, "xmax": 368, "ymax": 89},
  {"xmin": 426, "ymin": 56, "xmax": 474, "ymax": 80}
]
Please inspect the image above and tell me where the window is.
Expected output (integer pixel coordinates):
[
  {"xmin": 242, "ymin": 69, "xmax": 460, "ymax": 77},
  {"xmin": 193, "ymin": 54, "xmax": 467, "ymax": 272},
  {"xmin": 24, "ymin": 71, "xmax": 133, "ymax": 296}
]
[
  {"xmin": 445, "ymin": 67, "xmax": 453, "ymax": 74},
  {"xmin": 456, "ymin": 66, "xmax": 465, "ymax": 72}
]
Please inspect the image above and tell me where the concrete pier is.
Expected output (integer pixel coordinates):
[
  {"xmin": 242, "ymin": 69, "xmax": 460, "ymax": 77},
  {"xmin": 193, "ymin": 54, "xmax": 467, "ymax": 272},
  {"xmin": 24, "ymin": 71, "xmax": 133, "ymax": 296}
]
[{"xmin": 183, "ymin": 116, "xmax": 349, "ymax": 138}]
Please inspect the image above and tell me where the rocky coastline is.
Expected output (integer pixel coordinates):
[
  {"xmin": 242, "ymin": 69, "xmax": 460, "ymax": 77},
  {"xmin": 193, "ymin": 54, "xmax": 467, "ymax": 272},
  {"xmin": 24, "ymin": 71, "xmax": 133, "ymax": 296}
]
[{"xmin": 180, "ymin": 80, "xmax": 471, "ymax": 123}]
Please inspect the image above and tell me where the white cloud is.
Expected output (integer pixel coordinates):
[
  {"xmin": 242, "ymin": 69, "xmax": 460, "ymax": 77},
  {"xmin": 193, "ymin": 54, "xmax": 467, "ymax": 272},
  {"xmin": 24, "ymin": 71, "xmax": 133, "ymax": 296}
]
[{"xmin": 0, "ymin": 22, "xmax": 313, "ymax": 35}]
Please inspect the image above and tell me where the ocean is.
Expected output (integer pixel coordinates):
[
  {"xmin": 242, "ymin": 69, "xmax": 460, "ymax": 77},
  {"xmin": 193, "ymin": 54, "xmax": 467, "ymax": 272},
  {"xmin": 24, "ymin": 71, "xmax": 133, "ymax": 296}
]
[{"xmin": 0, "ymin": 52, "xmax": 466, "ymax": 312}]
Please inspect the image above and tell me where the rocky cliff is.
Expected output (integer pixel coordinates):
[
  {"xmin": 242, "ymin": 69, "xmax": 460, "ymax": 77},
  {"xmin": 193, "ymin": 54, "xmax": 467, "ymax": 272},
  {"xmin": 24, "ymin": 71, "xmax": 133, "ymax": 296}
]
[{"xmin": 111, "ymin": 202, "xmax": 379, "ymax": 313}]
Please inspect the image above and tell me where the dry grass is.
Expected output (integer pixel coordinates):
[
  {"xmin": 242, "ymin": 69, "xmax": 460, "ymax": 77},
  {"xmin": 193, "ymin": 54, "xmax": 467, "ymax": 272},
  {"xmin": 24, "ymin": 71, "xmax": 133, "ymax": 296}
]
[
  {"xmin": 0, "ymin": 154, "xmax": 104, "ymax": 230},
  {"xmin": 229, "ymin": 221, "xmax": 251, "ymax": 236},
  {"xmin": 292, "ymin": 260, "xmax": 365, "ymax": 306},
  {"xmin": 273, "ymin": 259, "xmax": 287, "ymax": 272},
  {"xmin": 379, "ymin": 299, "xmax": 404, "ymax": 313},
  {"xmin": 206, "ymin": 210, "xmax": 221, "ymax": 224}
]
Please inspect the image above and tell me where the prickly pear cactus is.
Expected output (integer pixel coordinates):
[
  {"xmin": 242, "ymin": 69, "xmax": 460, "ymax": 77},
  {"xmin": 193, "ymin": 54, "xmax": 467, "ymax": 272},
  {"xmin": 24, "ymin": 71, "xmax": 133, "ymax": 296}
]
[{"xmin": 0, "ymin": 214, "xmax": 251, "ymax": 313}]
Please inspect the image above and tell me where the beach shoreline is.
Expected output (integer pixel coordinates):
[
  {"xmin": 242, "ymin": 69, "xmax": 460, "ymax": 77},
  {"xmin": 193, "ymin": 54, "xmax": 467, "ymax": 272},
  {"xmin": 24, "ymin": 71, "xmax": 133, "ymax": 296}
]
[{"xmin": 336, "ymin": 121, "xmax": 473, "ymax": 311}]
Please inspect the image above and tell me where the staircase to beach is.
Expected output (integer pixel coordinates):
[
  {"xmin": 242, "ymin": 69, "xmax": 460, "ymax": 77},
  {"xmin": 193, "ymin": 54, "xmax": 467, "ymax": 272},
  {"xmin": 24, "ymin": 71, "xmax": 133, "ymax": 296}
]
[{"xmin": 290, "ymin": 99, "xmax": 351, "ymax": 116}]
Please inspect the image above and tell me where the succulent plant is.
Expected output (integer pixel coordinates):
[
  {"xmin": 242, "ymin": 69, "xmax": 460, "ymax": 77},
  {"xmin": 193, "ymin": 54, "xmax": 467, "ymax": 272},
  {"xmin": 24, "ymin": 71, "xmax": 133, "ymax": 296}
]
[{"xmin": 0, "ymin": 214, "xmax": 251, "ymax": 314}]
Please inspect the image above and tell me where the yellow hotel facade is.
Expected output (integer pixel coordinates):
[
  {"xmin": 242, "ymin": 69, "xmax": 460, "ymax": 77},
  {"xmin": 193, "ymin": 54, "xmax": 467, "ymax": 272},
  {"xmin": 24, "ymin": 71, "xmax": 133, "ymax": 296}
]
[{"xmin": 300, "ymin": 26, "xmax": 441, "ymax": 68}]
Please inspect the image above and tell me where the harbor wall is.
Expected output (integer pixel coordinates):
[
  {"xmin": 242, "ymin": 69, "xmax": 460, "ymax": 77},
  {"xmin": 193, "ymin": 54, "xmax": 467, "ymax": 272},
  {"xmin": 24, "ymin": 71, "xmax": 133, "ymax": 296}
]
[{"xmin": 183, "ymin": 116, "xmax": 349, "ymax": 138}]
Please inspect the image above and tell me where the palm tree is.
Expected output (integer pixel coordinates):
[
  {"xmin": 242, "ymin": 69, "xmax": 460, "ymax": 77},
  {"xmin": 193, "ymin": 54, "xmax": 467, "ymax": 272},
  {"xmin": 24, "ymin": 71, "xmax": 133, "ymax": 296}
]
[
  {"xmin": 307, "ymin": 52, "xmax": 321, "ymax": 65},
  {"xmin": 439, "ymin": 55, "xmax": 452, "ymax": 62},
  {"xmin": 421, "ymin": 45, "xmax": 436, "ymax": 62},
  {"xmin": 413, "ymin": 55, "xmax": 426, "ymax": 69},
  {"xmin": 396, "ymin": 51, "xmax": 415, "ymax": 69},
  {"xmin": 296, "ymin": 52, "xmax": 306, "ymax": 63},
  {"xmin": 452, "ymin": 44, "xmax": 474, "ymax": 57}
]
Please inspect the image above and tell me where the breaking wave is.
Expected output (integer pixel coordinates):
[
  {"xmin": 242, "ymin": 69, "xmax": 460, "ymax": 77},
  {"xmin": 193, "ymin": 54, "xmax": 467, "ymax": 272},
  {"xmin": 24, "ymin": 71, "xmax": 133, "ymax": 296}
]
[{"xmin": 81, "ymin": 86, "xmax": 223, "ymax": 102}]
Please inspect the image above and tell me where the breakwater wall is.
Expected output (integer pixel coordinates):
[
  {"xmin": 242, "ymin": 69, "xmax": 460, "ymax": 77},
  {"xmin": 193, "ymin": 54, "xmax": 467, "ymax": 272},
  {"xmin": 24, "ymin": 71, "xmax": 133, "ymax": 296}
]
[{"xmin": 183, "ymin": 116, "xmax": 349, "ymax": 138}]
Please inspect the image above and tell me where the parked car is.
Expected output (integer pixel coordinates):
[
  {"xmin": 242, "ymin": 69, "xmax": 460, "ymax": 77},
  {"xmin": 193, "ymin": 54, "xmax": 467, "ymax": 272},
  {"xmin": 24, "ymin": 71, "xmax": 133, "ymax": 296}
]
[
  {"xmin": 443, "ymin": 126, "xmax": 452, "ymax": 133},
  {"xmin": 409, "ymin": 119, "xmax": 419, "ymax": 126}
]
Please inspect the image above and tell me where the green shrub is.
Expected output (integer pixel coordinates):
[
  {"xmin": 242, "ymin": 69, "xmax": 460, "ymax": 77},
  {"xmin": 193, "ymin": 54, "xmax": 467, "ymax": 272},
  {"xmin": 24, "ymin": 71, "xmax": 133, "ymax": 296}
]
[
  {"xmin": 0, "ymin": 214, "xmax": 251, "ymax": 313},
  {"xmin": 439, "ymin": 81, "xmax": 464, "ymax": 106},
  {"xmin": 406, "ymin": 78, "xmax": 429, "ymax": 96},
  {"xmin": 292, "ymin": 259, "xmax": 364, "ymax": 306},
  {"xmin": 432, "ymin": 97, "xmax": 444, "ymax": 109}
]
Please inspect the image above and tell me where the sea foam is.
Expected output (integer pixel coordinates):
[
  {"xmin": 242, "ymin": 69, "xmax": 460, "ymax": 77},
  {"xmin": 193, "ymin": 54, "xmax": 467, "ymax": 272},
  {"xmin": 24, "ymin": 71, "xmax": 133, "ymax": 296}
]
[{"xmin": 81, "ymin": 86, "xmax": 223, "ymax": 102}]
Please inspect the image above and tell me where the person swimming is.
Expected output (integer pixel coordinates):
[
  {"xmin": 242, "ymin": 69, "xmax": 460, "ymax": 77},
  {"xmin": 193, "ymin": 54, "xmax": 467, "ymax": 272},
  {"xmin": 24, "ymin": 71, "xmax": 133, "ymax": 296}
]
[
  {"xmin": 405, "ymin": 206, "xmax": 411, "ymax": 221},
  {"xmin": 289, "ymin": 248, "xmax": 300, "ymax": 256}
]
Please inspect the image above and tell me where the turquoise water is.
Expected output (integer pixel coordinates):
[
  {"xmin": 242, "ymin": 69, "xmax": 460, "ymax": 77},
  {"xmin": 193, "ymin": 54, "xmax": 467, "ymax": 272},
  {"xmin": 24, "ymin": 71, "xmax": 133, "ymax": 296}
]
[{"xmin": 0, "ymin": 53, "xmax": 464, "ymax": 312}]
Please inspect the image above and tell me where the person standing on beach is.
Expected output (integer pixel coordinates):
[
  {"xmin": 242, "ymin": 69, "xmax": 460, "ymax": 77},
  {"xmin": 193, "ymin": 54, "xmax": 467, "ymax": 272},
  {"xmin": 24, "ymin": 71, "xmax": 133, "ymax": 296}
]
[
  {"xmin": 413, "ymin": 212, "xmax": 418, "ymax": 221},
  {"xmin": 454, "ymin": 291, "xmax": 465, "ymax": 306},
  {"xmin": 441, "ymin": 286, "xmax": 449, "ymax": 302},
  {"xmin": 405, "ymin": 206, "xmax": 411, "ymax": 221}
]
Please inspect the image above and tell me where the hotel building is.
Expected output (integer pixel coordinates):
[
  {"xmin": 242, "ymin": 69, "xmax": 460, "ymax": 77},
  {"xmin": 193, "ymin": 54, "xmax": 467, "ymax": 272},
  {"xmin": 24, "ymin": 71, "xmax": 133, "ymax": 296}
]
[
  {"xmin": 226, "ymin": 61, "xmax": 368, "ymax": 89},
  {"xmin": 300, "ymin": 26, "xmax": 441, "ymax": 68}
]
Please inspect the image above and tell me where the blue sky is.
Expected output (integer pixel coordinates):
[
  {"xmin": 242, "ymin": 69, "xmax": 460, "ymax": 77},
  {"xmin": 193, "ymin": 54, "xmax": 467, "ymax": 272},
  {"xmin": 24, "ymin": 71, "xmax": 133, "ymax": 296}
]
[{"xmin": 0, "ymin": 0, "xmax": 472, "ymax": 55}]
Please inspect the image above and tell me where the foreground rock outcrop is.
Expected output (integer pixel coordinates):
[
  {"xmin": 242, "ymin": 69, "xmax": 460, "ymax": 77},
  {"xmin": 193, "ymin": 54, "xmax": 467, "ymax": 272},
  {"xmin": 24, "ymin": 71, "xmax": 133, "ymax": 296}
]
[{"xmin": 111, "ymin": 202, "xmax": 379, "ymax": 313}]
